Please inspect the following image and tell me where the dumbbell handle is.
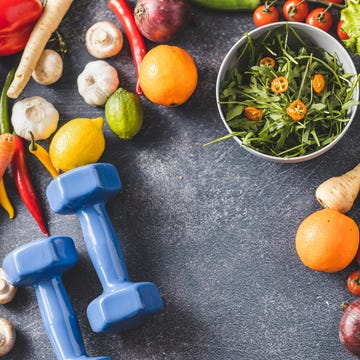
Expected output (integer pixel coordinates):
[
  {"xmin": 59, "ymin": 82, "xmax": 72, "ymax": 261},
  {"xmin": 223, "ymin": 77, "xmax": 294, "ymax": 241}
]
[
  {"xmin": 78, "ymin": 203, "xmax": 130, "ymax": 288},
  {"xmin": 35, "ymin": 277, "xmax": 88, "ymax": 360}
]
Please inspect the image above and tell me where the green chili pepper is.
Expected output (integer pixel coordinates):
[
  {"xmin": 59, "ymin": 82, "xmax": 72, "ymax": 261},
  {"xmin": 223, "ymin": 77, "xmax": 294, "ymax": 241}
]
[
  {"xmin": 188, "ymin": 0, "xmax": 260, "ymax": 11},
  {"xmin": 0, "ymin": 68, "xmax": 15, "ymax": 134}
]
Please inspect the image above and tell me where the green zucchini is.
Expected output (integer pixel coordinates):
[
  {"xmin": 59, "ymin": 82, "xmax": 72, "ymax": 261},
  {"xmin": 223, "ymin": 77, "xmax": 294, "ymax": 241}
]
[{"xmin": 188, "ymin": 0, "xmax": 261, "ymax": 11}]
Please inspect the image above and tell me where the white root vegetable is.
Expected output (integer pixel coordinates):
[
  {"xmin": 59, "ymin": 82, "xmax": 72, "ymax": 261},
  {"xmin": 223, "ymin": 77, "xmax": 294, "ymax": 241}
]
[
  {"xmin": 6, "ymin": 0, "xmax": 74, "ymax": 99},
  {"xmin": 0, "ymin": 318, "xmax": 16, "ymax": 356},
  {"xmin": 86, "ymin": 21, "xmax": 123, "ymax": 59},
  {"xmin": 11, "ymin": 96, "xmax": 59, "ymax": 141},
  {"xmin": 32, "ymin": 49, "xmax": 64, "ymax": 85},
  {"xmin": 77, "ymin": 60, "xmax": 119, "ymax": 106},
  {"xmin": 315, "ymin": 163, "xmax": 360, "ymax": 213}
]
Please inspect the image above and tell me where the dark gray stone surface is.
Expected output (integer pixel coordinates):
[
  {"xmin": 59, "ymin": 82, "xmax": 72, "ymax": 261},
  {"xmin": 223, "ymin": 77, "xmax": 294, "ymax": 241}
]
[{"xmin": 0, "ymin": 1, "xmax": 360, "ymax": 359}]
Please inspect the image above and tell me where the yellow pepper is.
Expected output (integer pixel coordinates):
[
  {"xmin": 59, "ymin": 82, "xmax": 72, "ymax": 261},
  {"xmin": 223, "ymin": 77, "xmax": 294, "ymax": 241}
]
[
  {"xmin": 0, "ymin": 178, "xmax": 14, "ymax": 219},
  {"xmin": 29, "ymin": 133, "xmax": 59, "ymax": 178}
]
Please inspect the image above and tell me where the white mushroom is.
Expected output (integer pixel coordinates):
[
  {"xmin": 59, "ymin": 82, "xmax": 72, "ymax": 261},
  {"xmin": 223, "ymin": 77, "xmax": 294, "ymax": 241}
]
[
  {"xmin": 0, "ymin": 269, "xmax": 16, "ymax": 305},
  {"xmin": 0, "ymin": 318, "xmax": 16, "ymax": 356},
  {"xmin": 77, "ymin": 60, "xmax": 119, "ymax": 106},
  {"xmin": 32, "ymin": 49, "xmax": 64, "ymax": 85},
  {"xmin": 11, "ymin": 96, "xmax": 60, "ymax": 141},
  {"xmin": 86, "ymin": 21, "xmax": 123, "ymax": 59}
]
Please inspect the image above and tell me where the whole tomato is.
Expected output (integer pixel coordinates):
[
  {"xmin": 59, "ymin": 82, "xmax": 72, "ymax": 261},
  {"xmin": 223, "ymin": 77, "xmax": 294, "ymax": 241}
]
[
  {"xmin": 253, "ymin": 5, "xmax": 280, "ymax": 27},
  {"xmin": 283, "ymin": 0, "xmax": 309, "ymax": 22},
  {"xmin": 337, "ymin": 20, "xmax": 349, "ymax": 40},
  {"xmin": 347, "ymin": 270, "xmax": 360, "ymax": 296},
  {"xmin": 306, "ymin": 8, "xmax": 333, "ymax": 32}
]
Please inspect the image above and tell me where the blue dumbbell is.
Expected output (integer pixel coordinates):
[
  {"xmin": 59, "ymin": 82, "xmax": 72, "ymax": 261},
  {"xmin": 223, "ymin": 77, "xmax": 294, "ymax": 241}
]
[
  {"xmin": 46, "ymin": 163, "xmax": 163, "ymax": 333},
  {"xmin": 2, "ymin": 236, "xmax": 111, "ymax": 360}
]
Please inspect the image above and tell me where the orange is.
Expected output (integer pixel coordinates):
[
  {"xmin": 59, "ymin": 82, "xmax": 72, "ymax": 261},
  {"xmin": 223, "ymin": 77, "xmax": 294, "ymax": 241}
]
[
  {"xmin": 295, "ymin": 208, "xmax": 359, "ymax": 273},
  {"xmin": 139, "ymin": 45, "xmax": 198, "ymax": 107}
]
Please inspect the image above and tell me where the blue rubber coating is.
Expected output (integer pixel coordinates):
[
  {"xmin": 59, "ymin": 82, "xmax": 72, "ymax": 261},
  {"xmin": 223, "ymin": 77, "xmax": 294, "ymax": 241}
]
[
  {"xmin": 87, "ymin": 281, "xmax": 164, "ymax": 333},
  {"xmin": 3, "ymin": 236, "xmax": 78, "ymax": 286},
  {"xmin": 2, "ymin": 236, "xmax": 112, "ymax": 360},
  {"xmin": 46, "ymin": 163, "xmax": 121, "ymax": 215},
  {"xmin": 46, "ymin": 163, "xmax": 163, "ymax": 333}
]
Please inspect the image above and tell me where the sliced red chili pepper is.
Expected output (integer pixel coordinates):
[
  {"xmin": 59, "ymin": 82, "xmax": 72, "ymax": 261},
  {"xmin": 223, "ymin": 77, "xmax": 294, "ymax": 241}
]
[
  {"xmin": 244, "ymin": 107, "xmax": 263, "ymax": 121},
  {"xmin": 271, "ymin": 76, "xmax": 288, "ymax": 93},
  {"xmin": 108, "ymin": 0, "xmax": 146, "ymax": 95},
  {"xmin": 287, "ymin": 98, "xmax": 307, "ymax": 121},
  {"xmin": 312, "ymin": 73, "xmax": 326, "ymax": 94},
  {"xmin": 10, "ymin": 135, "xmax": 49, "ymax": 236},
  {"xmin": 259, "ymin": 57, "xmax": 275, "ymax": 68}
]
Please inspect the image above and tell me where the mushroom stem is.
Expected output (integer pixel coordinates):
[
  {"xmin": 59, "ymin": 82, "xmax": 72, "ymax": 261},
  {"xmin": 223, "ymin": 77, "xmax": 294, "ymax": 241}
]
[{"xmin": 0, "ymin": 269, "xmax": 17, "ymax": 304}]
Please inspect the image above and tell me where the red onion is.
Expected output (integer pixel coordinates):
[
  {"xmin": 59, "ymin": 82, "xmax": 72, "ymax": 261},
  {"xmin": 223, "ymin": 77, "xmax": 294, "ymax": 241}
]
[
  {"xmin": 339, "ymin": 299, "xmax": 360, "ymax": 357},
  {"xmin": 134, "ymin": 0, "xmax": 192, "ymax": 43}
]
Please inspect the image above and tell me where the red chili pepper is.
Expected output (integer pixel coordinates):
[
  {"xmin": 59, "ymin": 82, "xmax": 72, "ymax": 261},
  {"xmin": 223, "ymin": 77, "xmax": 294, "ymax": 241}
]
[
  {"xmin": 0, "ymin": 0, "xmax": 43, "ymax": 56},
  {"xmin": 10, "ymin": 135, "xmax": 49, "ymax": 236},
  {"xmin": 108, "ymin": 0, "xmax": 146, "ymax": 95}
]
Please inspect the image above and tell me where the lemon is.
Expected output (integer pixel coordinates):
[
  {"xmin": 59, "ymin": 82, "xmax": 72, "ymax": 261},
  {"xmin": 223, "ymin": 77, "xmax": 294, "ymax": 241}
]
[
  {"xmin": 49, "ymin": 117, "xmax": 105, "ymax": 172},
  {"xmin": 105, "ymin": 88, "xmax": 143, "ymax": 140}
]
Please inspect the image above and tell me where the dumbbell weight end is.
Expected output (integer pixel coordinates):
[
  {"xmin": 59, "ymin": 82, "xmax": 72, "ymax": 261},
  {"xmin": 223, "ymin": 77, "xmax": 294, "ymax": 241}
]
[{"xmin": 2, "ymin": 236, "xmax": 112, "ymax": 360}]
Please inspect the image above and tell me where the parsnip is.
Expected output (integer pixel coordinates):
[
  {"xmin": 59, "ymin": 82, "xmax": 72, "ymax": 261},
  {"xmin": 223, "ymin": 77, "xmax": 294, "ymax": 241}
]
[
  {"xmin": 315, "ymin": 163, "xmax": 360, "ymax": 213},
  {"xmin": 6, "ymin": 0, "xmax": 73, "ymax": 99}
]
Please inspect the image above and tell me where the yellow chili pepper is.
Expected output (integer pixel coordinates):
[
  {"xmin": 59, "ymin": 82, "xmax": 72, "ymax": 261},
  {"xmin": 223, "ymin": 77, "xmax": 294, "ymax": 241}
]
[
  {"xmin": 29, "ymin": 133, "xmax": 59, "ymax": 178},
  {"xmin": 0, "ymin": 178, "xmax": 14, "ymax": 219}
]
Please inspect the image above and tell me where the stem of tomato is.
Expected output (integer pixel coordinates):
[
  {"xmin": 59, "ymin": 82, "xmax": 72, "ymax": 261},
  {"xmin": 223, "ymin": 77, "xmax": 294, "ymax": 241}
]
[
  {"xmin": 279, "ymin": 0, "xmax": 345, "ymax": 9},
  {"xmin": 264, "ymin": 0, "xmax": 278, "ymax": 11}
]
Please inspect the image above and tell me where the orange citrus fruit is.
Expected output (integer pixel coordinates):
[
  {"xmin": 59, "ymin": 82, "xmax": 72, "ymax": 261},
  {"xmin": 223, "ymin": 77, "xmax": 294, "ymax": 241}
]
[
  {"xmin": 139, "ymin": 45, "xmax": 198, "ymax": 107},
  {"xmin": 295, "ymin": 208, "xmax": 359, "ymax": 273}
]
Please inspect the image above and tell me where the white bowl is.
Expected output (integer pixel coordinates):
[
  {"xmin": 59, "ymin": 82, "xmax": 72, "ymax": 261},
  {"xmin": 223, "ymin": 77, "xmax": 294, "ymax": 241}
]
[{"xmin": 216, "ymin": 22, "xmax": 359, "ymax": 163}]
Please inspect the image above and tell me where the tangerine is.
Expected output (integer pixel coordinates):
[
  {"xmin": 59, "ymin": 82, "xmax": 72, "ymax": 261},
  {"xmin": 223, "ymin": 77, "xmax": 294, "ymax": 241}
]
[
  {"xmin": 139, "ymin": 45, "xmax": 198, "ymax": 107},
  {"xmin": 295, "ymin": 208, "xmax": 359, "ymax": 273}
]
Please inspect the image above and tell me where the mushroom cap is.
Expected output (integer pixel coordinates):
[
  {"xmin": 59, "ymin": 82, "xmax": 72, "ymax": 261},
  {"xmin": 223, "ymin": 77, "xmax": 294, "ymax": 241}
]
[
  {"xmin": 32, "ymin": 49, "xmax": 64, "ymax": 85},
  {"xmin": 0, "ymin": 317, "xmax": 16, "ymax": 356},
  {"xmin": 0, "ymin": 268, "xmax": 17, "ymax": 305},
  {"xmin": 86, "ymin": 21, "xmax": 123, "ymax": 59}
]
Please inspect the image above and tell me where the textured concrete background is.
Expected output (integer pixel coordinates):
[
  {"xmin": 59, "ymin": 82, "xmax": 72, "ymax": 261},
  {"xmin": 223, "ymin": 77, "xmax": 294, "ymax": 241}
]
[{"xmin": 0, "ymin": 1, "xmax": 360, "ymax": 359}]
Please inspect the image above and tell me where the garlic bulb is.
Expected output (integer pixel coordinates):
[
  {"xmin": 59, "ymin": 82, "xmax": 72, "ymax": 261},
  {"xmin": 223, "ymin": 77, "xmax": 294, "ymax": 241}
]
[
  {"xmin": 77, "ymin": 60, "xmax": 119, "ymax": 106},
  {"xmin": 11, "ymin": 96, "xmax": 59, "ymax": 141}
]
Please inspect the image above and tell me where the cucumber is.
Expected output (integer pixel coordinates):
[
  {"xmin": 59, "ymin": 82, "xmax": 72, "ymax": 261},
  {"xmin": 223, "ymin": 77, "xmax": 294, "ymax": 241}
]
[{"xmin": 188, "ymin": 0, "xmax": 260, "ymax": 11}]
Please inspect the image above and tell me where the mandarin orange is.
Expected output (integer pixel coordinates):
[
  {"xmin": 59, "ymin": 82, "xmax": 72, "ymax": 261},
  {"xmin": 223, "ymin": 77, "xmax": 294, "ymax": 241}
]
[
  {"xmin": 295, "ymin": 208, "xmax": 359, "ymax": 272},
  {"xmin": 139, "ymin": 45, "xmax": 198, "ymax": 107}
]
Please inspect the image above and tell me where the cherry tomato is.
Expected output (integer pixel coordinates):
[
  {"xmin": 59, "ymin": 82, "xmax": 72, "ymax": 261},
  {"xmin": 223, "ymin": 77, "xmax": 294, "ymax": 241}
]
[
  {"xmin": 253, "ymin": 5, "xmax": 280, "ymax": 27},
  {"xmin": 244, "ymin": 107, "xmax": 263, "ymax": 121},
  {"xmin": 259, "ymin": 57, "xmax": 276, "ymax": 68},
  {"xmin": 306, "ymin": 8, "xmax": 333, "ymax": 32},
  {"xmin": 271, "ymin": 76, "xmax": 288, "ymax": 94},
  {"xmin": 283, "ymin": 0, "xmax": 309, "ymax": 22},
  {"xmin": 347, "ymin": 270, "xmax": 360, "ymax": 296},
  {"xmin": 287, "ymin": 99, "xmax": 307, "ymax": 121},
  {"xmin": 337, "ymin": 20, "xmax": 349, "ymax": 40},
  {"xmin": 312, "ymin": 74, "xmax": 326, "ymax": 94}
]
